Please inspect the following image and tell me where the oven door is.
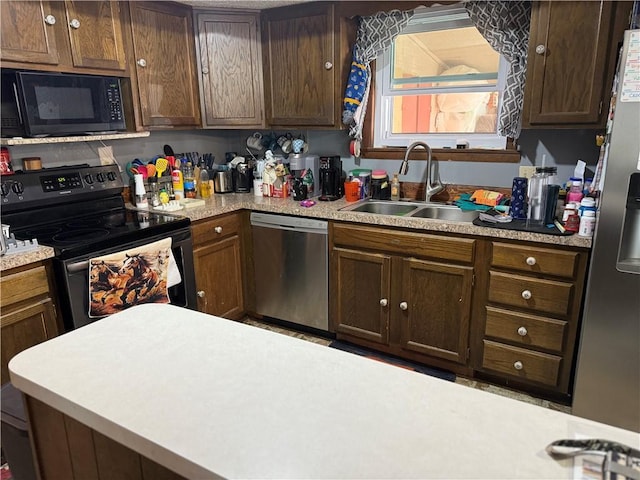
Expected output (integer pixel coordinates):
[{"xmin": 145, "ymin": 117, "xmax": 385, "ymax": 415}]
[{"xmin": 54, "ymin": 227, "xmax": 197, "ymax": 331}]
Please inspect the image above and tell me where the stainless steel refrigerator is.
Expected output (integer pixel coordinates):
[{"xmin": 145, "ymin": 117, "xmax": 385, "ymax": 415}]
[{"xmin": 572, "ymin": 29, "xmax": 640, "ymax": 433}]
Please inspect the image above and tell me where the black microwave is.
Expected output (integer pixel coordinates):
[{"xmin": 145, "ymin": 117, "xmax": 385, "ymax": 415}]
[{"xmin": 1, "ymin": 71, "xmax": 126, "ymax": 137}]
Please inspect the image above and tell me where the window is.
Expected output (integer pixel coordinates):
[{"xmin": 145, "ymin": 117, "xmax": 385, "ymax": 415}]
[{"xmin": 374, "ymin": 5, "xmax": 509, "ymax": 150}]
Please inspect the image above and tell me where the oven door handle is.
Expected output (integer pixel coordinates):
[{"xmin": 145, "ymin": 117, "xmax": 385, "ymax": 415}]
[{"xmin": 66, "ymin": 260, "xmax": 89, "ymax": 273}]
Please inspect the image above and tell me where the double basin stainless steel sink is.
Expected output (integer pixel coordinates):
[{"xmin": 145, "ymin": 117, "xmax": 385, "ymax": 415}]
[{"xmin": 340, "ymin": 199, "xmax": 479, "ymax": 222}]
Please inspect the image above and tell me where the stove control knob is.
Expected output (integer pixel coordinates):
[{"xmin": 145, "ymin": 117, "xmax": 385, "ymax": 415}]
[
  {"xmin": 107, "ymin": 171, "xmax": 117, "ymax": 182},
  {"xmin": 1, "ymin": 183, "xmax": 9, "ymax": 197},
  {"xmin": 96, "ymin": 172, "xmax": 105, "ymax": 183},
  {"xmin": 84, "ymin": 174, "xmax": 94, "ymax": 184},
  {"xmin": 12, "ymin": 182, "xmax": 24, "ymax": 195}
]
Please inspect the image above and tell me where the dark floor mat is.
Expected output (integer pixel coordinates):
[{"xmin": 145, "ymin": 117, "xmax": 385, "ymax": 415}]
[{"xmin": 329, "ymin": 341, "xmax": 456, "ymax": 382}]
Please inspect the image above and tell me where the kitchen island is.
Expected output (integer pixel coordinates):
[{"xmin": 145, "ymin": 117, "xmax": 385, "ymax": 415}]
[{"xmin": 9, "ymin": 304, "xmax": 638, "ymax": 479}]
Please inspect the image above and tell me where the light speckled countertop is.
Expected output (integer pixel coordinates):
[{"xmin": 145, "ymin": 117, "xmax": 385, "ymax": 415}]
[
  {"xmin": 0, "ymin": 193, "xmax": 591, "ymax": 272},
  {"xmin": 9, "ymin": 304, "xmax": 638, "ymax": 480}
]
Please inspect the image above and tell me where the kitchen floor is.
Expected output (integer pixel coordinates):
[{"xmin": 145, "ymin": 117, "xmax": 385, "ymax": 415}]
[{"xmin": 242, "ymin": 317, "xmax": 572, "ymax": 415}]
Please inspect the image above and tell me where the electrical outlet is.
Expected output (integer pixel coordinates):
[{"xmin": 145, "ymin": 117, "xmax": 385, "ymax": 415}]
[
  {"xmin": 519, "ymin": 166, "xmax": 536, "ymax": 179},
  {"xmin": 98, "ymin": 146, "xmax": 115, "ymax": 166}
]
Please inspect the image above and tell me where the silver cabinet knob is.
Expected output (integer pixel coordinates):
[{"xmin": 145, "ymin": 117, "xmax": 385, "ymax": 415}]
[
  {"xmin": 214, "ymin": 226, "xmax": 223, "ymax": 234},
  {"xmin": 379, "ymin": 298, "xmax": 388, "ymax": 307},
  {"xmin": 69, "ymin": 18, "xmax": 80, "ymax": 29},
  {"xmin": 517, "ymin": 326, "xmax": 528, "ymax": 337},
  {"xmin": 44, "ymin": 14, "xmax": 56, "ymax": 25},
  {"xmin": 202, "ymin": 66, "xmax": 209, "ymax": 75},
  {"xmin": 521, "ymin": 290, "xmax": 532, "ymax": 300},
  {"xmin": 535, "ymin": 44, "xmax": 546, "ymax": 55},
  {"xmin": 399, "ymin": 301, "xmax": 408, "ymax": 311},
  {"xmin": 514, "ymin": 361, "xmax": 524, "ymax": 370},
  {"xmin": 136, "ymin": 58, "xmax": 147, "ymax": 68},
  {"xmin": 324, "ymin": 61, "xmax": 333, "ymax": 70},
  {"xmin": 197, "ymin": 290, "xmax": 205, "ymax": 298},
  {"xmin": 526, "ymin": 256, "xmax": 536, "ymax": 266}
]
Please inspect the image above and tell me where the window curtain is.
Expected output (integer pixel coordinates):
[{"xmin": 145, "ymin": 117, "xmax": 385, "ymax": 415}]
[
  {"xmin": 464, "ymin": 1, "xmax": 532, "ymax": 138},
  {"xmin": 342, "ymin": 10, "xmax": 415, "ymax": 140}
]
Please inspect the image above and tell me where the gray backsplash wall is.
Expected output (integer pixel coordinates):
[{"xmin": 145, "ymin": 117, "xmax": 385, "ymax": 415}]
[{"xmin": 5, "ymin": 128, "xmax": 601, "ymax": 189}]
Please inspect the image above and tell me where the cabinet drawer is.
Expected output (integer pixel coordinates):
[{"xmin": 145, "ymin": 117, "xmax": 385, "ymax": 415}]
[
  {"xmin": 488, "ymin": 271, "xmax": 573, "ymax": 316},
  {"xmin": 192, "ymin": 214, "xmax": 241, "ymax": 246},
  {"xmin": 491, "ymin": 243, "xmax": 579, "ymax": 278},
  {"xmin": 333, "ymin": 223, "xmax": 475, "ymax": 263},
  {"xmin": 485, "ymin": 306, "xmax": 566, "ymax": 353},
  {"xmin": 482, "ymin": 340, "xmax": 561, "ymax": 387},
  {"xmin": 0, "ymin": 266, "xmax": 49, "ymax": 307}
]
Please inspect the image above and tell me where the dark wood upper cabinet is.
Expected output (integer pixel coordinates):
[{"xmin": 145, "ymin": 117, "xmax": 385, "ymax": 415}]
[
  {"xmin": 195, "ymin": 11, "xmax": 265, "ymax": 128},
  {"xmin": 522, "ymin": 1, "xmax": 632, "ymax": 128},
  {"xmin": 63, "ymin": 0, "xmax": 126, "ymax": 71},
  {"xmin": 262, "ymin": 3, "xmax": 351, "ymax": 128},
  {"xmin": 128, "ymin": 1, "xmax": 200, "ymax": 128},
  {"xmin": 0, "ymin": 1, "xmax": 59, "ymax": 66},
  {"xmin": 1, "ymin": 1, "xmax": 126, "ymax": 74}
]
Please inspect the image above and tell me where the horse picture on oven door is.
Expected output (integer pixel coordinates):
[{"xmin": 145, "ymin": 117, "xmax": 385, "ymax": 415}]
[{"xmin": 88, "ymin": 238, "xmax": 172, "ymax": 317}]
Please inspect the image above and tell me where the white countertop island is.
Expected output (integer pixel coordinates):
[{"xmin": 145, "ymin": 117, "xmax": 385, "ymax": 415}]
[{"xmin": 9, "ymin": 304, "xmax": 638, "ymax": 479}]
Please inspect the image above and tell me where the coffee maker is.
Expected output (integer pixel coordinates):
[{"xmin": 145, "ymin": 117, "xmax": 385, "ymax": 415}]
[
  {"xmin": 319, "ymin": 156, "xmax": 342, "ymax": 201},
  {"xmin": 232, "ymin": 162, "xmax": 253, "ymax": 193}
]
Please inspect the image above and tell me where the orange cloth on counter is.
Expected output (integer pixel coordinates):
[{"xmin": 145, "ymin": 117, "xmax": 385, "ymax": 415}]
[{"xmin": 470, "ymin": 189, "xmax": 505, "ymax": 207}]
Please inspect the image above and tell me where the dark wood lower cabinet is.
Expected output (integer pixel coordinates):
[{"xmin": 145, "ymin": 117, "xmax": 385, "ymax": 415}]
[{"xmin": 25, "ymin": 396, "xmax": 187, "ymax": 480}]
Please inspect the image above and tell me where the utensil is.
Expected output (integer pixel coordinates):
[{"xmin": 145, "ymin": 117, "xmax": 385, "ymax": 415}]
[
  {"xmin": 146, "ymin": 163, "xmax": 156, "ymax": 177},
  {"xmin": 155, "ymin": 158, "xmax": 168, "ymax": 178},
  {"xmin": 163, "ymin": 144, "xmax": 175, "ymax": 157}
]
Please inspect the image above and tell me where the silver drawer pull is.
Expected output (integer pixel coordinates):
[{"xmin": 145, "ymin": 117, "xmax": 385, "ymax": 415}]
[
  {"xmin": 526, "ymin": 256, "xmax": 536, "ymax": 266},
  {"xmin": 197, "ymin": 290, "xmax": 205, "ymax": 298},
  {"xmin": 517, "ymin": 326, "xmax": 528, "ymax": 337},
  {"xmin": 399, "ymin": 301, "xmax": 408, "ymax": 311},
  {"xmin": 379, "ymin": 298, "xmax": 388, "ymax": 307},
  {"xmin": 514, "ymin": 361, "xmax": 523, "ymax": 370},
  {"xmin": 521, "ymin": 290, "xmax": 532, "ymax": 300},
  {"xmin": 535, "ymin": 44, "xmax": 546, "ymax": 55},
  {"xmin": 44, "ymin": 14, "xmax": 56, "ymax": 25},
  {"xmin": 214, "ymin": 226, "xmax": 223, "ymax": 234}
]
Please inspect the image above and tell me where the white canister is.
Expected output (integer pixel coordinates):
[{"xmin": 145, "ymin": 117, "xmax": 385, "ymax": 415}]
[
  {"xmin": 253, "ymin": 178, "xmax": 263, "ymax": 197},
  {"xmin": 578, "ymin": 210, "xmax": 596, "ymax": 237}
]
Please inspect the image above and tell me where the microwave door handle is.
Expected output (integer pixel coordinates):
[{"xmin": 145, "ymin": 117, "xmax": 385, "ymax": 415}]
[{"xmin": 12, "ymin": 82, "xmax": 23, "ymax": 126}]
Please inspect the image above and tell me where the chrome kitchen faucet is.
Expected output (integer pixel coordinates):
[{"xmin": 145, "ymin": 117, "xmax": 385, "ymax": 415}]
[{"xmin": 399, "ymin": 142, "xmax": 444, "ymax": 202}]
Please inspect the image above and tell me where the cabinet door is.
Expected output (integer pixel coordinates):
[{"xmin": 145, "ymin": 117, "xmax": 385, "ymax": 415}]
[
  {"xmin": 399, "ymin": 258, "xmax": 473, "ymax": 364},
  {"xmin": 64, "ymin": 0, "xmax": 126, "ymax": 71},
  {"xmin": 263, "ymin": 3, "xmax": 336, "ymax": 127},
  {"xmin": 196, "ymin": 13, "xmax": 264, "ymax": 128},
  {"xmin": 129, "ymin": 2, "xmax": 200, "ymax": 127},
  {"xmin": 523, "ymin": 1, "xmax": 614, "ymax": 126},
  {"xmin": 0, "ymin": 0, "xmax": 60, "ymax": 65},
  {"xmin": 1, "ymin": 299, "xmax": 58, "ymax": 385},
  {"xmin": 332, "ymin": 248, "xmax": 391, "ymax": 345},
  {"xmin": 194, "ymin": 235, "xmax": 244, "ymax": 320}
]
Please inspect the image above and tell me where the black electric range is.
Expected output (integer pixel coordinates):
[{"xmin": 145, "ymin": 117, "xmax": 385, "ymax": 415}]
[
  {"xmin": 1, "ymin": 164, "xmax": 197, "ymax": 331},
  {"xmin": 1, "ymin": 164, "xmax": 190, "ymax": 259}
]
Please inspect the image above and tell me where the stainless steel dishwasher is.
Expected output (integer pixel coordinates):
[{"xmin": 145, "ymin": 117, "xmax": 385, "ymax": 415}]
[{"xmin": 250, "ymin": 212, "xmax": 328, "ymax": 331}]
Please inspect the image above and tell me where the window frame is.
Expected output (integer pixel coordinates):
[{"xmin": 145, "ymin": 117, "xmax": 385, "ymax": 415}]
[{"xmin": 359, "ymin": 6, "xmax": 519, "ymax": 163}]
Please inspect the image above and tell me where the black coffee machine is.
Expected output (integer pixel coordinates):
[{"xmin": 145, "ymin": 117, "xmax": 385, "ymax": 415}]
[
  {"xmin": 319, "ymin": 156, "xmax": 342, "ymax": 201},
  {"xmin": 232, "ymin": 163, "xmax": 253, "ymax": 193}
]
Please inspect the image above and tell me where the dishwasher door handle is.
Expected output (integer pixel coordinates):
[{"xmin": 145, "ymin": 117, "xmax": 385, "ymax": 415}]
[{"xmin": 250, "ymin": 222, "xmax": 327, "ymax": 235}]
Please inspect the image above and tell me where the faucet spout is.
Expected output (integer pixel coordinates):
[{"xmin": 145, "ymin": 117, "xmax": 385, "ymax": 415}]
[{"xmin": 400, "ymin": 141, "xmax": 443, "ymax": 202}]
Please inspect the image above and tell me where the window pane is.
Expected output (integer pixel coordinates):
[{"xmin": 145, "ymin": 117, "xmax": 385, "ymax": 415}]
[
  {"xmin": 390, "ymin": 92, "xmax": 499, "ymax": 134},
  {"xmin": 391, "ymin": 27, "xmax": 500, "ymax": 89}
]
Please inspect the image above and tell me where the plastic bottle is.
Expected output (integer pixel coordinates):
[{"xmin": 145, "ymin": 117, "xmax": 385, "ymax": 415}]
[
  {"xmin": 566, "ymin": 177, "xmax": 584, "ymax": 204},
  {"xmin": 199, "ymin": 168, "xmax": 211, "ymax": 199},
  {"xmin": 390, "ymin": 173, "xmax": 400, "ymax": 201},
  {"xmin": 578, "ymin": 210, "xmax": 596, "ymax": 237},
  {"xmin": 183, "ymin": 161, "xmax": 196, "ymax": 199},
  {"xmin": 579, "ymin": 197, "xmax": 596, "ymax": 216},
  {"xmin": 171, "ymin": 163, "xmax": 184, "ymax": 201},
  {"xmin": 133, "ymin": 174, "xmax": 148, "ymax": 209}
]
